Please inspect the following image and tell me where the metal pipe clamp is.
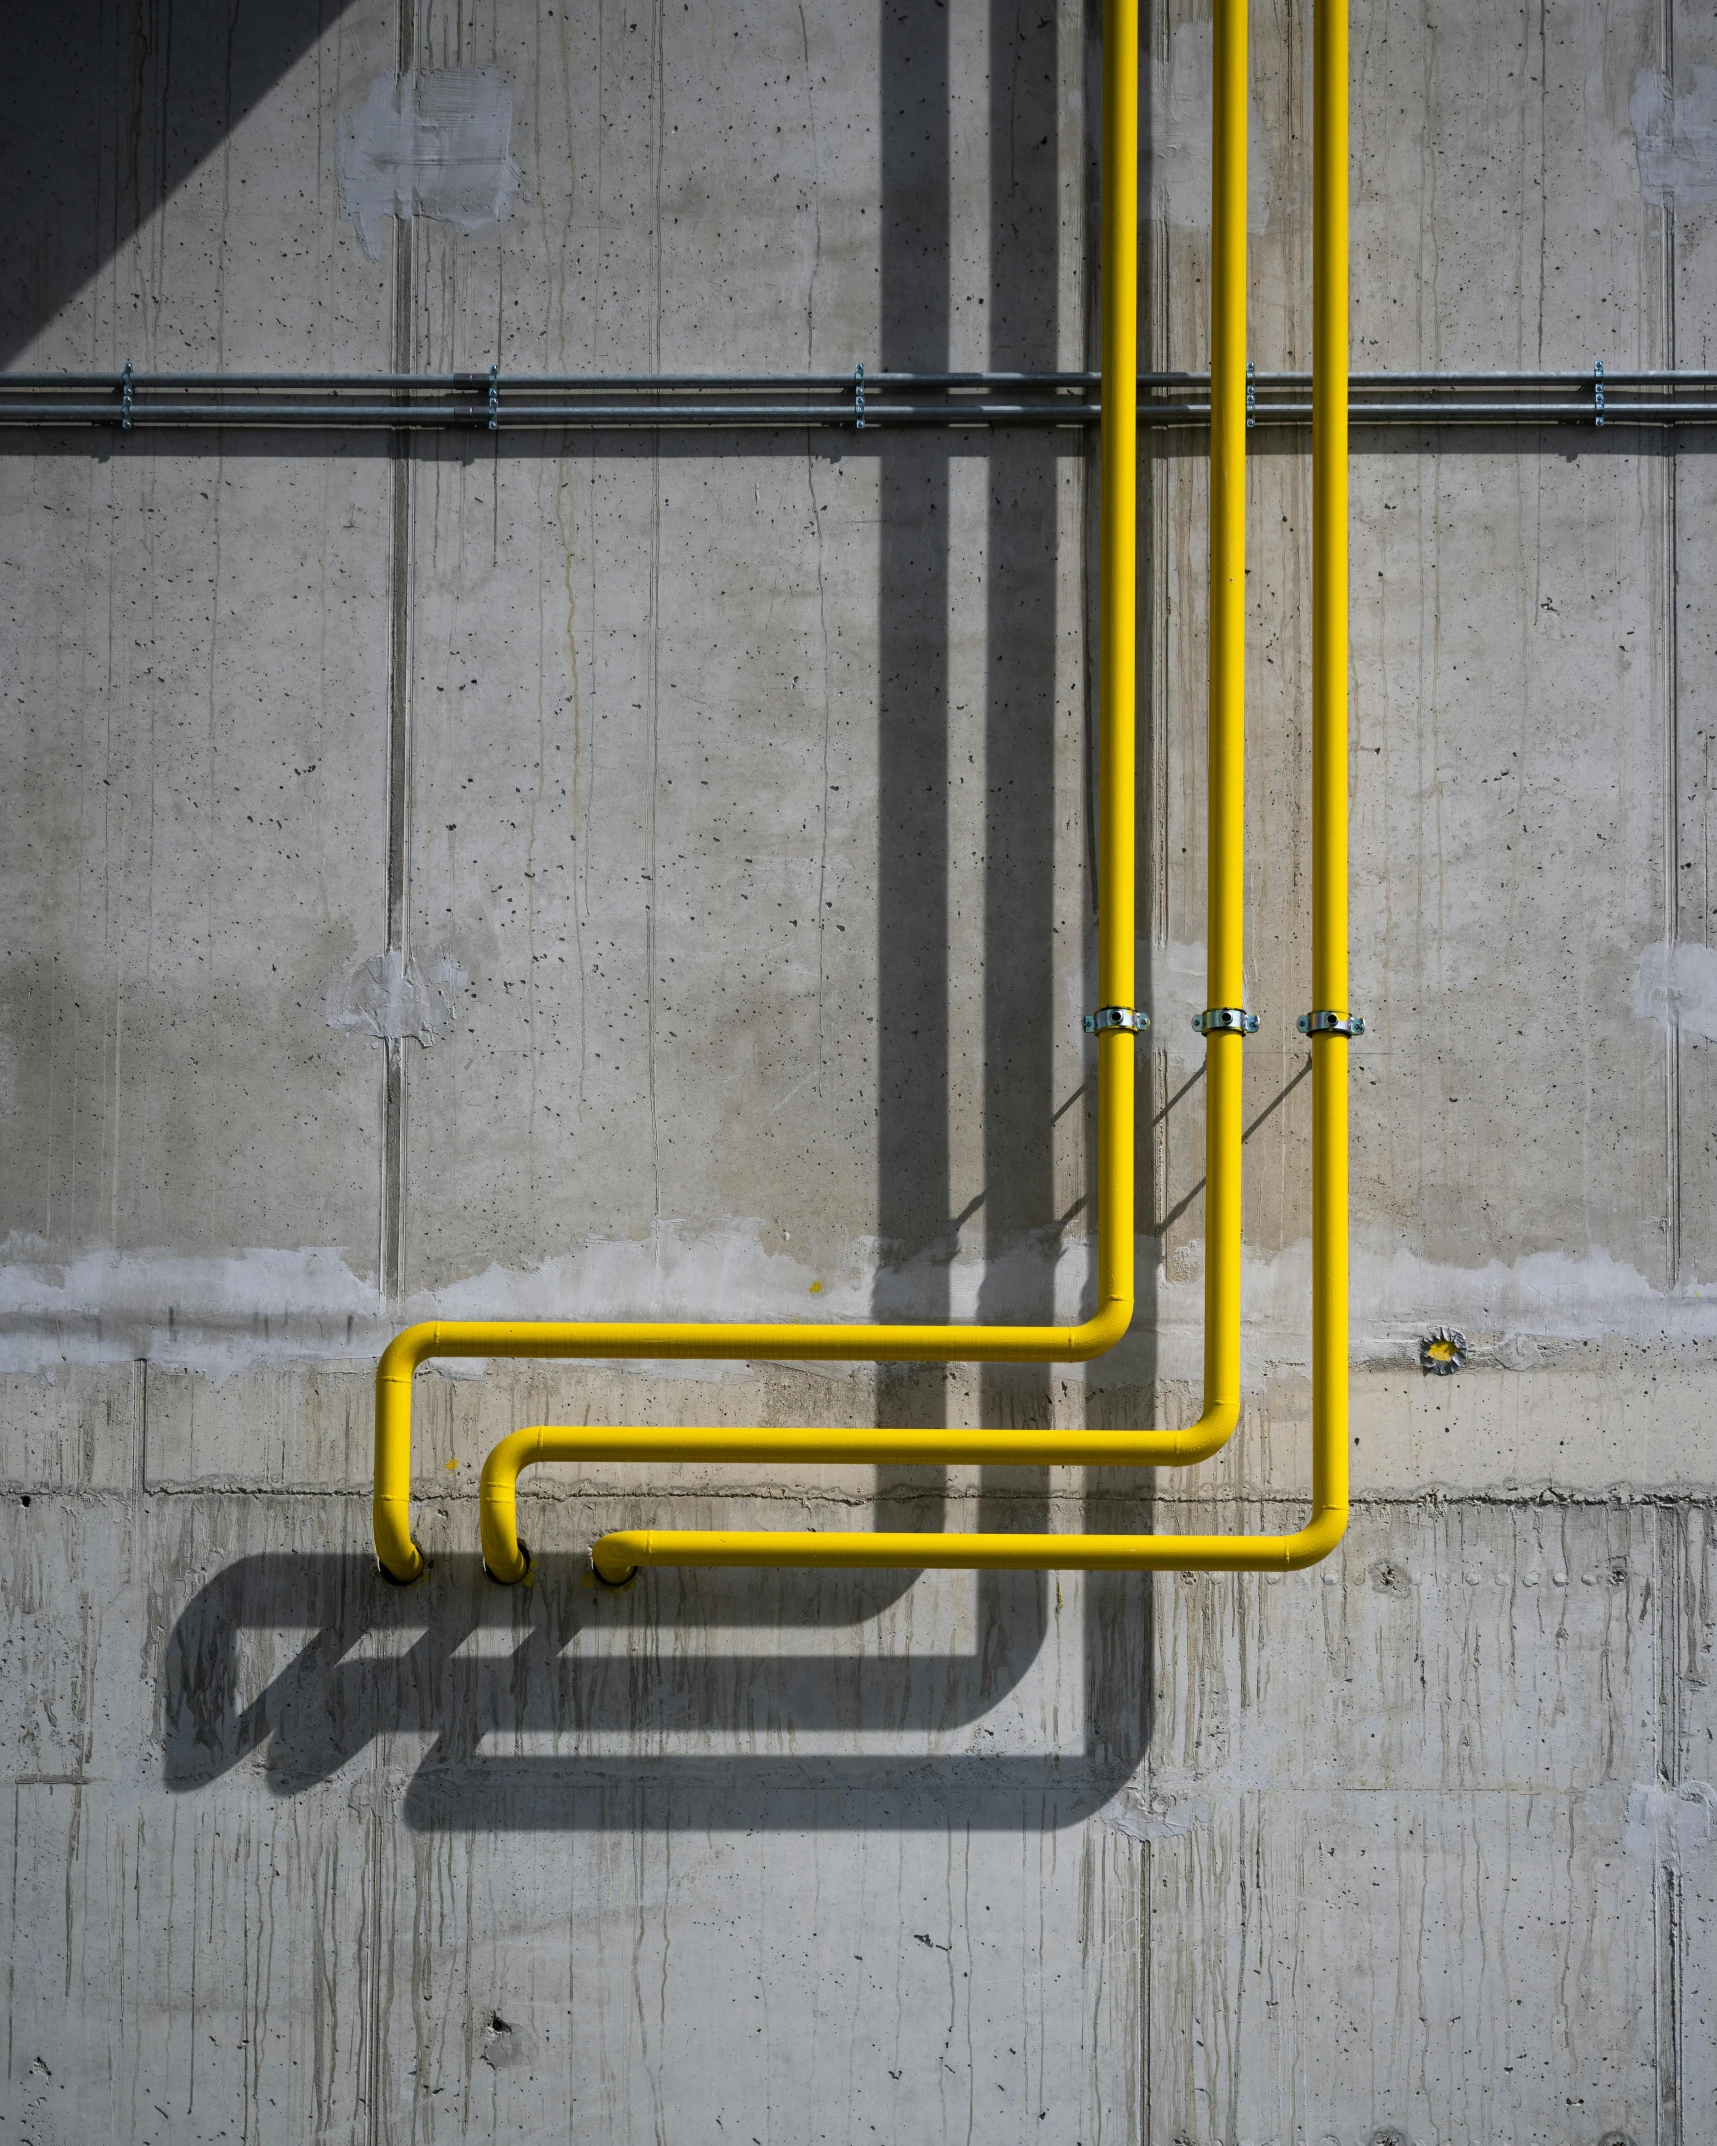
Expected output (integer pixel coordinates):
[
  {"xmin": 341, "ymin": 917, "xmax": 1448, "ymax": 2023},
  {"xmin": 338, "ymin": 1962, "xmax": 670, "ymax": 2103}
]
[
  {"xmin": 1296, "ymin": 1010, "xmax": 1364, "ymax": 1037},
  {"xmin": 1192, "ymin": 1007, "xmax": 1259, "ymax": 1036},
  {"xmin": 1083, "ymin": 1006, "xmax": 1149, "ymax": 1034}
]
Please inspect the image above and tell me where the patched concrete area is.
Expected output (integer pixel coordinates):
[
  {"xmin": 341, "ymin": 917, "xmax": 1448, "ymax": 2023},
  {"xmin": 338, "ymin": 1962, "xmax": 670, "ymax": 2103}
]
[{"xmin": 2, "ymin": 0, "xmax": 1714, "ymax": 2139}]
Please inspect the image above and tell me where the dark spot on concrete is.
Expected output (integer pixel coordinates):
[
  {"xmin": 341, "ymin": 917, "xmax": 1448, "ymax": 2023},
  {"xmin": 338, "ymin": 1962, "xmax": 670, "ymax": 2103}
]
[{"xmin": 481, "ymin": 2010, "xmax": 529, "ymax": 2070}]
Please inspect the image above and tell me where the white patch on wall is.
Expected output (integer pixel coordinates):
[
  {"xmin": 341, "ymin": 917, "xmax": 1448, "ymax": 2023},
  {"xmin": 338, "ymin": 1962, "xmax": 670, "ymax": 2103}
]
[
  {"xmin": 1625, "ymin": 1780, "xmax": 1716, "ymax": 1870},
  {"xmin": 338, "ymin": 70, "xmax": 522, "ymax": 260},
  {"xmin": 13, "ymin": 1218, "xmax": 1717, "ymax": 1381},
  {"xmin": 1632, "ymin": 938, "xmax": 1717, "ymax": 1040},
  {"xmin": 1632, "ymin": 67, "xmax": 1717, "ymax": 204},
  {"xmin": 1095, "ymin": 1783, "xmax": 1210, "ymax": 1841},
  {"xmin": 1148, "ymin": 24, "xmax": 1269, "ymax": 233},
  {"xmin": 328, "ymin": 946, "xmax": 469, "ymax": 1046},
  {"xmin": 1142, "ymin": 941, "xmax": 1260, "ymax": 1066}
]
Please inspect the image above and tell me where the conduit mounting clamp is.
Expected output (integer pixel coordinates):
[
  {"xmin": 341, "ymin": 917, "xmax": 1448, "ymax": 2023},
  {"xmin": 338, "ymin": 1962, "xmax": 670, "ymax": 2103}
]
[
  {"xmin": 1297, "ymin": 1009, "xmax": 1364, "ymax": 1037},
  {"xmin": 1084, "ymin": 1005, "xmax": 1149, "ymax": 1035},
  {"xmin": 1193, "ymin": 1006, "xmax": 1259, "ymax": 1036},
  {"xmin": 1246, "ymin": 360, "xmax": 1256, "ymax": 430},
  {"xmin": 119, "ymin": 361, "xmax": 133, "ymax": 431},
  {"xmin": 854, "ymin": 362, "xmax": 865, "ymax": 430},
  {"xmin": 487, "ymin": 364, "xmax": 499, "ymax": 432},
  {"xmin": 1593, "ymin": 358, "xmax": 1605, "ymax": 429}
]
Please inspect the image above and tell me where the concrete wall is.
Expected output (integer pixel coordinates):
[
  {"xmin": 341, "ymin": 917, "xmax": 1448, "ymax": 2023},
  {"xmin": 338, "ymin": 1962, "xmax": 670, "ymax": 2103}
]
[{"xmin": 1, "ymin": 0, "xmax": 1713, "ymax": 2139}]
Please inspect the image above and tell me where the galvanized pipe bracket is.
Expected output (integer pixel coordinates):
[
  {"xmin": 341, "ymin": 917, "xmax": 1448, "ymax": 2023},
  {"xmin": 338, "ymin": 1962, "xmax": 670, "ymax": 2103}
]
[
  {"xmin": 1083, "ymin": 1005, "xmax": 1149, "ymax": 1035},
  {"xmin": 1297, "ymin": 1009, "xmax": 1364, "ymax": 1037},
  {"xmin": 1193, "ymin": 1006, "xmax": 1259, "ymax": 1036}
]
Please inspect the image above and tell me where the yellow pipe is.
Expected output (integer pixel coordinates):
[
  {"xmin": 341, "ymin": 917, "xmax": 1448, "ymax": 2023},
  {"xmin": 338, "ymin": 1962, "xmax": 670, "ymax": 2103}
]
[
  {"xmin": 1202, "ymin": 0, "xmax": 1249, "ymax": 1442},
  {"xmin": 1308, "ymin": 0, "xmax": 1353, "ymax": 1563},
  {"xmin": 372, "ymin": 0, "xmax": 1255, "ymax": 1586},
  {"xmin": 481, "ymin": 1420, "xmax": 1342, "ymax": 1580},
  {"xmin": 477, "ymin": 0, "xmax": 1349, "ymax": 1589}
]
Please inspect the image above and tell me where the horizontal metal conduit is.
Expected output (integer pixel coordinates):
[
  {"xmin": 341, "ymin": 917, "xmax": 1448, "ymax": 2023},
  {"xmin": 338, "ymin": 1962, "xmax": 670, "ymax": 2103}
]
[{"xmin": 3, "ymin": 369, "xmax": 1715, "ymax": 430}]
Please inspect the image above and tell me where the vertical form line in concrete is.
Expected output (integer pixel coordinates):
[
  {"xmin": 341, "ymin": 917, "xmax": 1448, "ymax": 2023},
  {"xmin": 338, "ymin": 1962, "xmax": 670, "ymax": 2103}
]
[
  {"xmin": 381, "ymin": 12, "xmax": 417, "ymax": 1310},
  {"xmin": 372, "ymin": 27, "xmax": 416, "ymax": 2143},
  {"xmin": 1660, "ymin": 0, "xmax": 1683, "ymax": 1300},
  {"xmin": 645, "ymin": 0, "xmax": 666, "ymax": 1228},
  {"xmin": 1656, "ymin": 0, "xmax": 1685, "ymax": 1950}
]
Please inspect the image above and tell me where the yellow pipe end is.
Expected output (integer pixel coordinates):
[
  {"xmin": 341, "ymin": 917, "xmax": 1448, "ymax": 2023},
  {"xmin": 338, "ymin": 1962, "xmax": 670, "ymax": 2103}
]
[
  {"xmin": 374, "ymin": 1515, "xmax": 426, "ymax": 1586},
  {"xmin": 592, "ymin": 1538, "xmax": 643, "ymax": 1586}
]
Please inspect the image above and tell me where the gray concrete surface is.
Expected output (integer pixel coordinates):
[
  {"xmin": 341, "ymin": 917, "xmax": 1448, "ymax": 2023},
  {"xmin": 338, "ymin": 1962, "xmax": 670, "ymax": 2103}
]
[{"xmin": 2, "ymin": 0, "xmax": 1714, "ymax": 2138}]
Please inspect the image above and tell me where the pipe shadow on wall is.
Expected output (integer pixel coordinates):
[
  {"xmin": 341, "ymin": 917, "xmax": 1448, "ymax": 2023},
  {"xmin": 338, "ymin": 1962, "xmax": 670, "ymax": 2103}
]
[
  {"xmin": 152, "ymin": 0, "xmax": 1153, "ymax": 1837},
  {"xmin": 36, "ymin": 0, "xmax": 1162, "ymax": 1827},
  {"xmin": 161, "ymin": 1549, "xmax": 1147, "ymax": 1831}
]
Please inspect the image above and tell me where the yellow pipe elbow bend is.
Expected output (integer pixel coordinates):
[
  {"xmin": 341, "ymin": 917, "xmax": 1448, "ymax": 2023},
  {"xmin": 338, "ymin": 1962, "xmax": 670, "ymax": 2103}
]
[
  {"xmin": 479, "ymin": 1426, "xmax": 538, "ymax": 1584},
  {"xmin": 374, "ymin": 1322, "xmax": 437, "ymax": 1583}
]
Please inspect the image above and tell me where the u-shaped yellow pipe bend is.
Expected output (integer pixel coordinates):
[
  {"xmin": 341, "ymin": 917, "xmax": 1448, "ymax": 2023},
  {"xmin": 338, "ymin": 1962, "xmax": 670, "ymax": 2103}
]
[{"xmin": 371, "ymin": 0, "xmax": 1275, "ymax": 1588}]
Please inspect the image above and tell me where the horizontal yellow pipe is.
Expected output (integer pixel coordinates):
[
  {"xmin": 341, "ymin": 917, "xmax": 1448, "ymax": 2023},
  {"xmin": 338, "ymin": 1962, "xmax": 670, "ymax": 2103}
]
[
  {"xmin": 370, "ymin": 0, "xmax": 1261, "ymax": 1588},
  {"xmin": 377, "ymin": 1280, "xmax": 1239, "ymax": 1582},
  {"xmin": 590, "ymin": 1523, "xmax": 1344, "ymax": 1574},
  {"xmin": 477, "ymin": 1417, "xmax": 1341, "ymax": 1582}
]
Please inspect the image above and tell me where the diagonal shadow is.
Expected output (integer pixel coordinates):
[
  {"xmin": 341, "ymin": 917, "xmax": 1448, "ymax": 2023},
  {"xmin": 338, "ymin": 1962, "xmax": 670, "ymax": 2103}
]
[
  {"xmin": 160, "ymin": 1548, "xmax": 1149, "ymax": 1830},
  {"xmin": 1, "ymin": 0, "xmax": 367, "ymax": 368}
]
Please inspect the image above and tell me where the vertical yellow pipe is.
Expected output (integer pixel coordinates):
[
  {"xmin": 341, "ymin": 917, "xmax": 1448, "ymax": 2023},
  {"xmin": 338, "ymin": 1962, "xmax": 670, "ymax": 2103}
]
[
  {"xmin": 482, "ymin": 0, "xmax": 1353, "ymax": 1584},
  {"xmin": 378, "ymin": 0, "xmax": 1291, "ymax": 1584},
  {"xmin": 1202, "ymin": 0, "xmax": 1248, "ymax": 1427},
  {"xmin": 1095, "ymin": 0, "xmax": 1139, "ymax": 1328},
  {"xmin": 1311, "ymin": 0, "xmax": 1351, "ymax": 1543}
]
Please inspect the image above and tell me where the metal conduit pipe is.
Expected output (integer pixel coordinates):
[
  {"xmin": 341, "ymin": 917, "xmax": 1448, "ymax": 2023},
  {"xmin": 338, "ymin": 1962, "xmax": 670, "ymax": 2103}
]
[
  {"xmin": 14, "ymin": 404, "xmax": 1715, "ymax": 429},
  {"xmin": 375, "ymin": 0, "xmax": 1269, "ymax": 1585},
  {"xmin": 6, "ymin": 370, "xmax": 1713, "ymax": 431},
  {"xmin": 474, "ymin": 0, "xmax": 1355, "ymax": 1588},
  {"xmin": 7, "ymin": 367, "xmax": 1716, "ymax": 389}
]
